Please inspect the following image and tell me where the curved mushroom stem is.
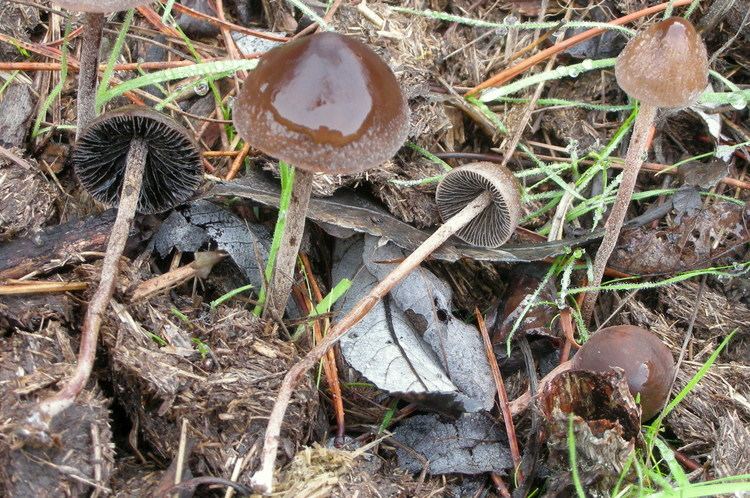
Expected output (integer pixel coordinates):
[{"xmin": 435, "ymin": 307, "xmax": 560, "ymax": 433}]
[
  {"xmin": 581, "ymin": 103, "xmax": 657, "ymax": 324},
  {"xmin": 250, "ymin": 191, "xmax": 492, "ymax": 494},
  {"xmin": 262, "ymin": 168, "xmax": 315, "ymax": 319},
  {"xmin": 33, "ymin": 138, "xmax": 148, "ymax": 424},
  {"xmin": 76, "ymin": 12, "xmax": 105, "ymax": 138}
]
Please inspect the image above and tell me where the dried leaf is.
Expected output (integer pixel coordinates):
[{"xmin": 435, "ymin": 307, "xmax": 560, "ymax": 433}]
[
  {"xmin": 678, "ymin": 159, "xmax": 729, "ymax": 189},
  {"xmin": 671, "ymin": 186, "xmax": 703, "ymax": 223},
  {"xmin": 232, "ymin": 32, "xmax": 284, "ymax": 56},
  {"xmin": 153, "ymin": 211, "xmax": 209, "ymax": 257},
  {"xmin": 207, "ymin": 172, "xmax": 604, "ymax": 263},
  {"xmin": 183, "ymin": 200, "xmax": 271, "ymax": 290},
  {"xmin": 393, "ymin": 413, "xmax": 512, "ymax": 475},
  {"xmin": 0, "ymin": 84, "xmax": 35, "ymax": 147},
  {"xmin": 488, "ymin": 264, "xmax": 559, "ymax": 344},
  {"xmin": 333, "ymin": 236, "xmax": 481, "ymax": 412},
  {"xmin": 611, "ymin": 201, "xmax": 749, "ymax": 274}
]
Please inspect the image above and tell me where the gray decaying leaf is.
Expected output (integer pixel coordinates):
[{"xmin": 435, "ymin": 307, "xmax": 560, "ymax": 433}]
[
  {"xmin": 154, "ymin": 200, "xmax": 270, "ymax": 291},
  {"xmin": 153, "ymin": 211, "xmax": 209, "ymax": 257},
  {"xmin": 671, "ymin": 186, "xmax": 703, "ymax": 224},
  {"xmin": 232, "ymin": 32, "xmax": 284, "ymax": 56},
  {"xmin": 393, "ymin": 413, "xmax": 512, "ymax": 475},
  {"xmin": 611, "ymin": 201, "xmax": 749, "ymax": 275},
  {"xmin": 333, "ymin": 235, "xmax": 494, "ymax": 412}
]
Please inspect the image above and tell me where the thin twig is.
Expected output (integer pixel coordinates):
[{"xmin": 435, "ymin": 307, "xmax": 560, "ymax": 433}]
[
  {"xmin": 301, "ymin": 254, "xmax": 346, "ymax": 441},
  {"xmin": 475, "ymin": 308, "xmax": 522, "ymax": 481},
  {"xmin": 225, "ymin": 142, "xmax": 251, "ymax": 180}
]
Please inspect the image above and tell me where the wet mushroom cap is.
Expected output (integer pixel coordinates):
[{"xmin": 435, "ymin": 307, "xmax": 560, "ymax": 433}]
[
  {"xmin": 54, "ymin": 0, "xmax": 152, "ymax": 13},
  {"xmin": 435, "ymin": 162, "xmax": 521, "ymax": 248},
  {"xmin": 232, "ymin": 32, "xmax": 409, "ymax": 175},
  {"xmin": 72, "ymin": 106, "xmax": 203, "ymax": 214},
  {"xmin": 615, "ymin": 17, "xmax": 708, "ymax": 108},
  {"xmin": 572, "ymin": 325, "xmax": 675, "ymax": 420}
]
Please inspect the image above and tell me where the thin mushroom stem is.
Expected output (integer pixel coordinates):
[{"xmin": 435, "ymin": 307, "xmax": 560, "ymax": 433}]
[
  {"xmin": 33, "ymin": 138, "xmax": 148, "ymax": 423},
  {"xmin": 581, "ymin": 103, "xmax": 657, "ymax": 323},
  {"xmin": 250, "ymin": 191, "xmax": 493, "ymax": 494},
  {"xmin": 76, "ymin": 12, "xmax": 105, "ymax": 138},
  {"xmin": 263, "ymin": 168, "xmax": 314, "ymax": 319}
]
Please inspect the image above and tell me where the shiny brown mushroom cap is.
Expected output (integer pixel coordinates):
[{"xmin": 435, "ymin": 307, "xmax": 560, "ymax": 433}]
[
  {"xmin": 232, "ymin": 32, "xmax": 409, "ymax": 175},
  {"xmin": 615, "ymin": 17, "xmax": 708, "ymax": 108},
  {"xmin": 55, "ymin": 0, "xmax": 152, "ymax": 13},
  {"xmin": 72, "ymin": 106, "xmax": 202, "ymax": 214},
  {"xmin": 572, "ymin": 325, "xmax": 675, "ymax": 420},
  {"xmin": 435, "ymin": 162, "xmax": 521, "ymax": 248}
]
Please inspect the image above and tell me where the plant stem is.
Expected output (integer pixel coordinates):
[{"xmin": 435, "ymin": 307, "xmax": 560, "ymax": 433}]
[
  {"xmin": 581, "ymin": 103, "xmax": 657, "ymax": 324},
  {"xmin": 34, "ymin": 138, "xmax": 148, "ymax": 423},
  {"xmin": 76, "ymin": 12, "xmax": 105, "ymax": 138},
  {"xmin": 263, "ymin": 168, "xmax": 314, "ymax": 319},
  {"xmin": 250, "ymin": 191, "xmax": 493, "ymax": 494}
]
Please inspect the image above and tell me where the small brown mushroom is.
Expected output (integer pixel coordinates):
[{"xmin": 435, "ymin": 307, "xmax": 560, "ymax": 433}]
[
  {"xmin": 55, "ymin": 0, "xmax": 152, "ymax": 136},
  {"xmin": 33, "ymin": 107, "xmax": 202, "ymax": 426},
  {"xmin": 509, "ymin": 325, "xmax": 675, "ymax": 421},
  {"xmin": 232, "ymin": 32, "xmax": 409, "ymax": 318},
  {"xmin": 572, "ymin": 325, "xmax": 675, "ymax": 420},
  {"xmin": 582, "ymin": 18, "xmax": 709, "ymax": 322},
  {"xmin": 435, "ymin": 162, "xmax": 521, "ymax": 248}
]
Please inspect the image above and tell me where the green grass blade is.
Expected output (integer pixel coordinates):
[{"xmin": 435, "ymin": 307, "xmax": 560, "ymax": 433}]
[
  {"xmin": 286, "ymin": 0, "xmax": 332, "ymax": 31},
  {"xmin": 99, "ymin": 59, "xmax": 258, "ymax": 105},
  {"xmin": 292, "ymin": 278, "xmax": 352, "ymax": 341},
  {"xmin": 96, "ymin": 8, "xmax": 134, "ymax": 112},
  {"xmin": 480, "ymin": 58, "xmax": 617, "ymax": 102},
  {"xmin": 210, "ymin": 283, "xmax": 255, "ymax": 309},
  {"xmin": 568, "ymin": 413, "xmax": 586, "ymax": 498},
  {"xmin": 254, "ymin": 161, "xmax": 295, "ymax": 315},
  {"xmin": 392, "ymin": 7, "xmax": 635, "ymax": 35},
  {"xmin": 161, "ymin": 0, "xmax": 177, "ymax": 22},
  {"xmin": 651, "ymin": 437, "xmax": 688, "ymax": 487},
  {"xmin": 646, "ymin": 329, "xmax": 738, "ymax": 444},
  {"xmin": 33, "ymin": 20, "xmax": 71, "ymax": 137}
]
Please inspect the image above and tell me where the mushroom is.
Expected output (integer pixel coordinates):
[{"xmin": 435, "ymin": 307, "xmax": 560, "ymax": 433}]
[
  {"xmin": 250, "ymin": 161, "xmax": 522, "ymax": 493},
  {"xmin": 436, "ymin": 161, "xmax": 521, "ymax": 248},
  {"xmin": 33, "ymin": 107, "xmax": 202, "ymax": 423},
  {"xmin": 232, "ymin": 32, "xmax": 410, "ymax": 318},
  {"xmin": 582, "ymin": 17, "xmax": 708, "ymax": 322},
  {"xmin": 55, "ymin": 0, "xmax": 152, "ymax": 136},
  {"xmin": 509, "ymin": 325, "xmax": 675, "ymax": 421},
  {"xmin": 571, "ymin": 325, "xmax": 675, "ymax": 420}
]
